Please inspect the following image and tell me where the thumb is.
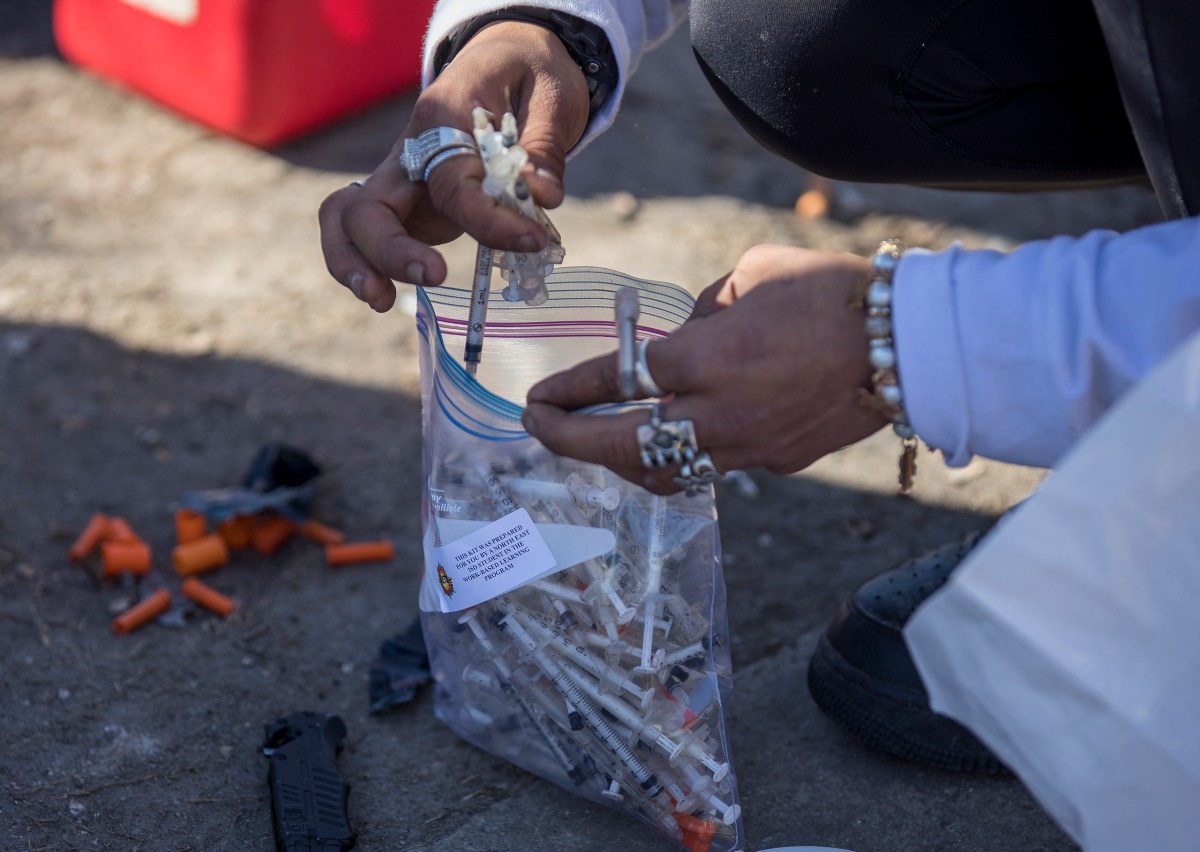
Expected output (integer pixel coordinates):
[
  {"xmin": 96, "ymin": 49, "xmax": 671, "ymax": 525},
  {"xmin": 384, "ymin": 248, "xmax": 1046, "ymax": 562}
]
[{"xmin": 688, "ymin": 274, "xmax": 733, "ymax": 320}]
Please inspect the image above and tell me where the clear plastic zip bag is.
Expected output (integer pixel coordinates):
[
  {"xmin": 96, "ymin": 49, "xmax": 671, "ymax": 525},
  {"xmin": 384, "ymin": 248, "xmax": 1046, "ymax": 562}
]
[{"xmin": 415, "ymin": 269, "xmax": 744, "ymax": 852}]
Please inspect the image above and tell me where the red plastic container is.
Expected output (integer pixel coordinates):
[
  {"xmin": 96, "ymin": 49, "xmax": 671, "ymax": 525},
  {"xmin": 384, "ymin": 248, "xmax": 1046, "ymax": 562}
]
[{"xmin": 54, "ymin": 0, "xmax": 435, "ymax": 146}]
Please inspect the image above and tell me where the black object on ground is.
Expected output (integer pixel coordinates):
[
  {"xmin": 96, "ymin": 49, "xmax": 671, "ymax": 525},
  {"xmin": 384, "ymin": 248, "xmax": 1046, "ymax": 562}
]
[
  {"xmin": 368, "ymin": 618, "xmax": 432, "ymax": 715},
  {"xmin": 183, "ymin": 442, "xmax": 322, "ymax": 521},
  {"xmin": 262, "ymin": 712, "xmax": 356, "ymax": 852},
  {"xmin": 243, "ymin": 443, "xmax": 322, "ymax": 492}
]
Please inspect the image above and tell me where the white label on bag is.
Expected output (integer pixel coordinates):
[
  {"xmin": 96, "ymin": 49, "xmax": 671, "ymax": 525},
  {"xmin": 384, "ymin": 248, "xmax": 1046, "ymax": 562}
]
[
  {"xmin": 118, "ymin": 0, "xmax": 198, "ymax": 26},
  {"xmin": 427, "ymin": 509, "xmax": 557, "ymax": 612}
]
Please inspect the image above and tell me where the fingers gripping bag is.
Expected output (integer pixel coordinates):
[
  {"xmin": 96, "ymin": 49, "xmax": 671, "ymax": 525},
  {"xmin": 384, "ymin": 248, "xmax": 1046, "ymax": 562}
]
[{"xmin": 415, "ymin": 268, "xmax": 744, "ymax": 851}]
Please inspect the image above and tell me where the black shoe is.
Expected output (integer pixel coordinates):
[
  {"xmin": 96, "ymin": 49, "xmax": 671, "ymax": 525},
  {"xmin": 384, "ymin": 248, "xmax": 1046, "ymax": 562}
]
[{"xmin": 807, "ymin": 532, "xmax": 1005, "ymax": 773}]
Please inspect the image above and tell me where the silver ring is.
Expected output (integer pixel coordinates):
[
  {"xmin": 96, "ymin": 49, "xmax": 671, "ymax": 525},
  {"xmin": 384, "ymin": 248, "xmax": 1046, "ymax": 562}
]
[
  {"xmin": 351, "ymin": 179, "xmax": 367, "ymax": 188},
  {"xmin": 423, "ymin": 147, "xmax": 479, "ymax": 182},
  {"xmin": 400, "ymin": 127, "xmax": 478, "ymax": 182},
  {"xmin": 673, "ymin": 450, "xmax": 721, "ymax": 495},
  {"xmin": 636, "ymin": 405, "xmax": 699, "ymax": 470},
  {"xmin": 634, "ymin": 339, "xmax": 666, "ymax": 398}
]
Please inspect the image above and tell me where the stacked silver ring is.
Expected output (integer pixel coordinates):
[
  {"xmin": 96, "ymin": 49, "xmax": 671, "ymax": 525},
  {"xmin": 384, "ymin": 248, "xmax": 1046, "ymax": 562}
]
[{"xmin": 400, "ymin": 127, "xmax": 479, "ymax": 183}]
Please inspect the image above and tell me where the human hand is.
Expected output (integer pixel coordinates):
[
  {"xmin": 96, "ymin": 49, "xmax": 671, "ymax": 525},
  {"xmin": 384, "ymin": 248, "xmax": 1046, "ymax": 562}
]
[
  {"xmin": 522, "ymin": 245, "xmax": 890, "ymax": 493},
  {"xmin": 318, "ymin": 22, "xmax": 590, "ymax": 311}
]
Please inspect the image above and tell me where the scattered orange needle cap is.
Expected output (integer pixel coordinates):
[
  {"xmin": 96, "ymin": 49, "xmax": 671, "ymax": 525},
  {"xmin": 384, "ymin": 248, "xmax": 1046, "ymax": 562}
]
[
  {"xmin": 69, "ymin": 513, "xmax": 110, "ymax": 562},
  {"xmin": 173, "ymin": 533, "xmax": 230, "ymax": 576},
  {"xmin": 250, "ymin": 514, "xmax": 298, "ymax": 555},
  {"xmin": 325, "ymin": 540, "xmax": 394, "ymax": 567},
  {"xmin": 180, "ymin": 577, "xmax": 236, "ymax": 617},
  {"xmin": 106, "ymin": 517, "xmax": 141, "ymax": 543},
  {"xmin": 217, "ymin": 515, "xmax": 254, "ymax": 549},
  {"xmin": 101, "ymin": 540, "xmax": 152, "ymax": 577},
  {"xmin": 112, "ymin": 588, "xmax": 172, "ymax": 635},
  {"xmin": 174, "ymin": 508, "xmax": 208, "ymax": 545}
]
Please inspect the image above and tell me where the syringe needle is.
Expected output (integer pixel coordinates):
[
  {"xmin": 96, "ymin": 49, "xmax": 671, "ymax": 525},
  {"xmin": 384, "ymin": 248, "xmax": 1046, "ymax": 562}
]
[
  {"xmin": 464, "ymin": 242, "xmax": 493, "ymax": 376},
  {"xmin": 635, "ymin": 496, "xmax": 668, "ymax": 674}
]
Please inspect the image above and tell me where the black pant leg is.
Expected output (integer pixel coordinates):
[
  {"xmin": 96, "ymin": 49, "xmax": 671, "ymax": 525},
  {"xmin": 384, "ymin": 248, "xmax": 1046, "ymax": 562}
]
[{"xmin": 690, "ymin": 0, "xmax": 1146, "ymax": 189}]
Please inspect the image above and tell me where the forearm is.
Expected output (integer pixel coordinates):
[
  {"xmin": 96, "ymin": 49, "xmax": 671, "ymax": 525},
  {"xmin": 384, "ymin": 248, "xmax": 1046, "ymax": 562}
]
[
  {"xmin": 422, "ymin": 0, "xmax": 688, "ymax": 152},
  {"xmin": 894, "ymin": 216, "xmax": 1200, "ymax": 468}
]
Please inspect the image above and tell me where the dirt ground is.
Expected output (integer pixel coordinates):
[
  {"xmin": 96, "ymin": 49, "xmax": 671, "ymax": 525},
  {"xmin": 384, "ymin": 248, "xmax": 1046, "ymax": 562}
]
[{"xmin": 0, "ymin": 4, "xmax": 1165, "ymax": 852}]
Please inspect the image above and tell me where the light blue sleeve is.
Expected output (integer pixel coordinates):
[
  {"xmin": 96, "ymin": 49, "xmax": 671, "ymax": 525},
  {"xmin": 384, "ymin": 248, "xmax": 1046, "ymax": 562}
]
[{"xmin": 893, "ymin": 216, "xmax": 1200, "ymax": 468}]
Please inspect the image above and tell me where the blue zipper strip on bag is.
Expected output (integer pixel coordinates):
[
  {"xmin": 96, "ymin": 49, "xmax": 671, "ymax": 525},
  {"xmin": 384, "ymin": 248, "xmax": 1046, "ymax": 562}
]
[
  {"xmin": 417, "ymin": 288, "xmax": 527, "ymax": 441},
  {"xmin": 417, "ymin": 270, "xmax": 693, "ymax": 442},
  {"xmin": 431, "ymin": 374, "xmax": 529, "ymax": 442}
]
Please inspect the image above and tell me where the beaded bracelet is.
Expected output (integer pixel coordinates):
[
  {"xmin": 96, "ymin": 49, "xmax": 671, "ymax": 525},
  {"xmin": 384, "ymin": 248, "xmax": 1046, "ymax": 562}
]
[{"xmin": 854, "ymin": 239, "xmax": 918, "ymax": 493}]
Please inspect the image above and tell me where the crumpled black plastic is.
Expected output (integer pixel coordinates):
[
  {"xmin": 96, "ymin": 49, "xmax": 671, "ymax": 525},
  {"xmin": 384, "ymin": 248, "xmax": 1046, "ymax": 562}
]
[
  {"xmin": 181, "ymin": 442, "xmax": 321, "ymax": 522},
  {"xmin": 368, "ymin": 618, "xmax": 432, "ymax": 714}
]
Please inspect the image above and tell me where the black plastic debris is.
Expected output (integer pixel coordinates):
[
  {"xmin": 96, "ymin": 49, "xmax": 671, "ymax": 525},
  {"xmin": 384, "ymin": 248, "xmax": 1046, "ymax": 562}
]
[
  {"xmin": 182, "ymin": 442, "xmax": 321, "ymax": 522},
  {"xmin": 242, "ymin": 442, "xmax": 322, "ymax": 492},
  {"xmin": 368, "ymin": 618, "xmax": 432, "ymax": 714}
]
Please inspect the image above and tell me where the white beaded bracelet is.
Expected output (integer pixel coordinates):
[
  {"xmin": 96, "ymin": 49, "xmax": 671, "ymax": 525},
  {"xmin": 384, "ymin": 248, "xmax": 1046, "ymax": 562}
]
[{"xmin": 857, "ymin": 239, "xmax": 918, "ymax": 493}]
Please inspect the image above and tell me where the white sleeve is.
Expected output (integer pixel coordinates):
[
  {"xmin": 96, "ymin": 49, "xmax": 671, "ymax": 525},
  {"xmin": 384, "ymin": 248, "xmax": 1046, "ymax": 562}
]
[
  {"xmin": 421, "ymin": 0, "xmax": 688, "ymax": 153},
  {"xmin": 892, "ymin": 216, "xmax": 1200, "ymax": 469}
]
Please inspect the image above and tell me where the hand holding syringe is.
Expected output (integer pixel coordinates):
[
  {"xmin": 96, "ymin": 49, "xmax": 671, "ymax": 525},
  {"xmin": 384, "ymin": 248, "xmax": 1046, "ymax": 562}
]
[{"xmin": 464, "ymin": 108, "xmax": 566, "ymax": 375}]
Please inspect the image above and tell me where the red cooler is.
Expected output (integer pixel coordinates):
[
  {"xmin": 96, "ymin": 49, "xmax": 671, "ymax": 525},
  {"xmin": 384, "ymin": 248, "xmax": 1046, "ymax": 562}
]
[{"xmin": 54, "ymin": 0, "xmax": 435, "ymax": 146}]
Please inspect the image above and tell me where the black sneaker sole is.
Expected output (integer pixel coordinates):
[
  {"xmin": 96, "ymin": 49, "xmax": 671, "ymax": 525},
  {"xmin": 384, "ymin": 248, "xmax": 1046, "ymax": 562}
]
[{"xmin": 807, "ymin": 631, "xmax": 1006, "ymax": 774}]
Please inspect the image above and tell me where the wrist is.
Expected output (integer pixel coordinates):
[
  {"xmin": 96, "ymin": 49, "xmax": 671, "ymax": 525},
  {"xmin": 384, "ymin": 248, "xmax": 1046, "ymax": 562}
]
[
  {"xmin": 432, "ymin": 7, "xmax": 617, "ymax": 122},
  {"xmin": 854, "ymin": 239, "xmax": 919, "ymax": 492},
  {"xmin": 452, "ymin": 20, "xmax": 589, "ymax": 100}
]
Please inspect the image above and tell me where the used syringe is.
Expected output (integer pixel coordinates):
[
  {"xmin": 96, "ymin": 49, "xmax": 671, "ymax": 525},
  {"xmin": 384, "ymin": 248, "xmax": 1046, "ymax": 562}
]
[
  {"xmin": 494, "ymin": 607, "xmax": 667, "ymax": 800},
  {"xmin": 464, "ymin": 244, "xmax": 493, "ymax": 377},
  {"xmin": 460, "ymin": 608, "xmax": 589, "ymax": 785},
  {"xmin": 635, "ymin": 496, "xmax": 669, "ymax": 674},
  {"xmin": 461, "ymin": 109, "xmax": 565, "ymax": 374}
]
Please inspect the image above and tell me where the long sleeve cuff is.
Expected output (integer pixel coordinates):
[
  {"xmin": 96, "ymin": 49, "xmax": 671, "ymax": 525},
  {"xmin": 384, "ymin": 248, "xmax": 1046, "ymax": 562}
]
[{"xmin": 892, "ymin": 217, "xmax": 1200, "ymax": 469}]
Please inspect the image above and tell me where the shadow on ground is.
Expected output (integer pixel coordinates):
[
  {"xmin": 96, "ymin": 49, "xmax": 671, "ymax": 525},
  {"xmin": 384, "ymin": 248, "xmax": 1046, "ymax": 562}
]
[
  {"xmin": 3, "ymin": 6, "xmax": 1093, "ymax": 849},
  {"xmin": 0, "ymin": 322, "xmax": 1071, "ymax": 851}
]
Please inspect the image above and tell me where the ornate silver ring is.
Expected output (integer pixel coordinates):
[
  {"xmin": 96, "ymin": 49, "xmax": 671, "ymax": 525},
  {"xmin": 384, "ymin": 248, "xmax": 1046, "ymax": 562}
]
[
  {"xmin": 399, "ymin": 127, "xmax": 478, "ymax": 183},
  {"xmin": 636, "ymin": 404, "xmax": 698, "ymax": 470},
  {"xmin": 673, "ymin": 451, "xmax": 721, "ymax": 495}
]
